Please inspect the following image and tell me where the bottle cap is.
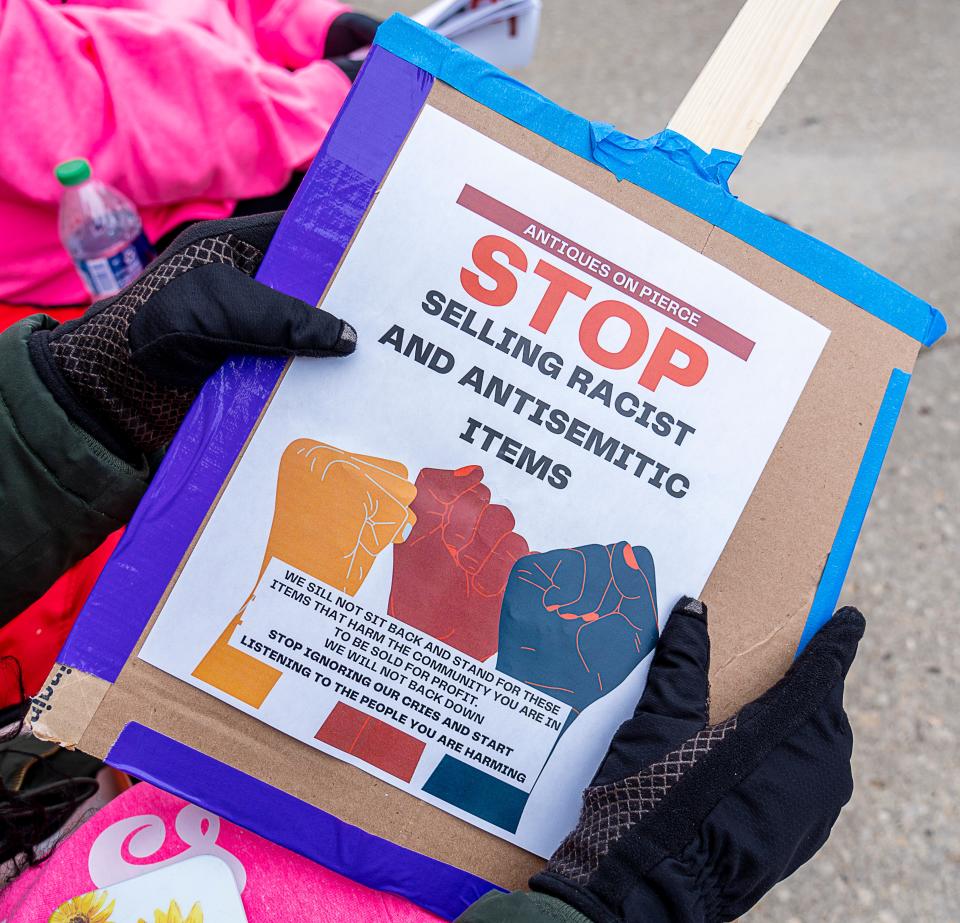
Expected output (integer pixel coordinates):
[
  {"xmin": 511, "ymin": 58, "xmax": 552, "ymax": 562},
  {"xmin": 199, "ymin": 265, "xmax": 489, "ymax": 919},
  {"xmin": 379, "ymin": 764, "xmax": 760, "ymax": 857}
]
[{"xmin": 55, "ymin": 158, "xmax": 92, "ymax": 187}]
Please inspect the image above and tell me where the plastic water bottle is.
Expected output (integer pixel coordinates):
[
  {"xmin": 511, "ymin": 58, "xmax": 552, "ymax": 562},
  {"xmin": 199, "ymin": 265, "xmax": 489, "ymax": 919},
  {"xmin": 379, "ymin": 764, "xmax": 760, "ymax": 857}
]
[{"xmin": 55, "ymin": 158, "xmax": 155, "ymax": 297}]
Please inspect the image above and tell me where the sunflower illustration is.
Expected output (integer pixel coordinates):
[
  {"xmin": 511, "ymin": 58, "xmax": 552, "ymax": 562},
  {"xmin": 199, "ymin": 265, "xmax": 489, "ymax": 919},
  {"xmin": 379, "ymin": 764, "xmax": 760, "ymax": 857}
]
[
  {"xmin": 49, "ymin": 891, "xmax": 115, "ymax": 923},
  {"xmin": 138, "ymin": 900, "xmax": 203, "ymax": 923}
]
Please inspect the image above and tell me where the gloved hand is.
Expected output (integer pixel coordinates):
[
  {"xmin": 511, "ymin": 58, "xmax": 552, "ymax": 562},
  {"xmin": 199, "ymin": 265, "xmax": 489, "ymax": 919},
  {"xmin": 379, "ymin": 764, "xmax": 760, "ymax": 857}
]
[
  {"xmin": 325, "ymin": 12, "xmax": 381, "ymax": 81},
  {"xmin": 324, "ymin": 13, "xmax": 381, "ymax": 57},
  {"xmin": 531, "ymin": 597, "xmax": 865, "ymax": 923},
  {"xmin": 29, "ymin": 213, "xmax": 355, "ymax": 458}
]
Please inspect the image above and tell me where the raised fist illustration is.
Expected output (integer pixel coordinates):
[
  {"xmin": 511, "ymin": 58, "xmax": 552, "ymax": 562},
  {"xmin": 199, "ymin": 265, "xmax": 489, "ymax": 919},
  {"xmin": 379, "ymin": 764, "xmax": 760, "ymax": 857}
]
[
  {"xmin": 496, "ymin": 542, "xmax": 659, "ymax": 715},
  {"xmin": 389, "ymin": 465, "xmax": 529, "ymax": 660},
  {"xmin": 260, "ymin": 439, "xmax": 417, "ymax": 595},
  {"xmin": 193, "ymin": 440, "xmax": 417, "ymax": 708}
]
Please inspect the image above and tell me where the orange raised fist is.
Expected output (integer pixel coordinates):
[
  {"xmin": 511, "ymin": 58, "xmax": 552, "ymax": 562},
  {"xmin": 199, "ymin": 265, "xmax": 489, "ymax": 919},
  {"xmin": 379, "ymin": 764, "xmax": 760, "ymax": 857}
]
[
  {"xmin": 258, "ymin": 439, "xmax": 417, "ymax": 596},
  {"xmin": 193, "ymin": 440, "xmax": 417, "ymax": 708},
  {"xmin": 388, "ymin": 465, "xmax": 529, "ymax": 660}
]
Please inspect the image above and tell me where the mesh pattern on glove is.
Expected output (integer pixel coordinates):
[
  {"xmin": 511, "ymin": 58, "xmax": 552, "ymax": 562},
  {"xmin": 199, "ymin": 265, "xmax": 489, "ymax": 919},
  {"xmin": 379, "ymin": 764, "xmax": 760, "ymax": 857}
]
[
  {"xmin": 338, "ymin": 321, "xmax": 358, "ymax": 353},
  {"xmin": 49, "ymin": 234, "xmax": 262, "ymax": 453},
  {"xmin": 547, "ymin": 715, "xmax": 738, "ymax": 885}
]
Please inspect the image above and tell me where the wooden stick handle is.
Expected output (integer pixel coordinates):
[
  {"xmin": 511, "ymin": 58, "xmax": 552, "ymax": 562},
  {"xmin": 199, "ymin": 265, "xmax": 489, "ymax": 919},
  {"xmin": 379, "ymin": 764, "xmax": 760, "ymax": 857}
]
[{"xmin": 667, "ymin": 0, "xmax": 842, "ymax": 156}]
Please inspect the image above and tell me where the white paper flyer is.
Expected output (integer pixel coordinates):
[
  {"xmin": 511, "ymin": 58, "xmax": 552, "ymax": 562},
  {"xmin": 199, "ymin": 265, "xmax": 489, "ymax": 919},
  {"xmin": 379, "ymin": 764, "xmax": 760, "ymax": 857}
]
[{"xmin": 139, "ymin": 106, "xmax": 829, "ymax": 857}]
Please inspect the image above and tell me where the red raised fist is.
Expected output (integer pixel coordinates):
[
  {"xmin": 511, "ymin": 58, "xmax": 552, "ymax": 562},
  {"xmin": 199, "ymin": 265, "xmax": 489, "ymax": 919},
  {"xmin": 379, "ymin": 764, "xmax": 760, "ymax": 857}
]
[{"xmin": 388, "ymin": 465, "xmax": 529, "ymax": 660}]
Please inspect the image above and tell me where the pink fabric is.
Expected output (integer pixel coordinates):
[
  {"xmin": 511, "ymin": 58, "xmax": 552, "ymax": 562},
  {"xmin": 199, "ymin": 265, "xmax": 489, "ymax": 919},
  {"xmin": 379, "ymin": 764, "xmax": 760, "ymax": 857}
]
[
  {"xmin": 0, "ymin": 782, "xmax": 441, "ymax": 922},
  {"xmin": 0, "ymin": 0, "xmax": 352, "ymax": 306}
]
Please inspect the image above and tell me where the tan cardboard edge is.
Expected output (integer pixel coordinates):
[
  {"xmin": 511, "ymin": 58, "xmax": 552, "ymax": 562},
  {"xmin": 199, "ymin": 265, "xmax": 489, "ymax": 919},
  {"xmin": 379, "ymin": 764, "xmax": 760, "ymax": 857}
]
[
  {"xmin": 28, "ymin": 662, "xmax": 110, "ymax": 750},
  {"xmin": 78, "ymin": 659, "xmax": 543, "ymax": 888}
]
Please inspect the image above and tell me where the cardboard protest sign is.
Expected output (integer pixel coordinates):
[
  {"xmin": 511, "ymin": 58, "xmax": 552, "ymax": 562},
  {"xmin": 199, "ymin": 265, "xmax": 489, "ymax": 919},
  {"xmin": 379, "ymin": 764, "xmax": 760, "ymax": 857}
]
[
  {"xmin": 135, "ymin": 102, "xmax": 829, "ymax": 855},
  {"xmin": 32, "ymin": 14, "xmax": 944, "ymax": 918}
]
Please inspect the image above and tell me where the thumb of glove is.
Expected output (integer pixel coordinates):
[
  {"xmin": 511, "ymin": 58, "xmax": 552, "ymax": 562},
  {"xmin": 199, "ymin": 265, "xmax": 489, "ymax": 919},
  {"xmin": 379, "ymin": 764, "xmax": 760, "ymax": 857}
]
[
  {"xmin": 130, "ymin": 262, "xmax": 356, "ymax": 389},
  {"xmin": 592, "ymin": 596, "xmax": 710, "ymax": 786}
]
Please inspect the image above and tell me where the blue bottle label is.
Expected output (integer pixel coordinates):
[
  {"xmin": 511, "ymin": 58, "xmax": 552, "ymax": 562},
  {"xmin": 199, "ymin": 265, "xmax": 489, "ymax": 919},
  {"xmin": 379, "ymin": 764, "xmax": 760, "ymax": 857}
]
[{"xmin": 76, "ymin": 232, "xmax": 155, "ymax": 296}]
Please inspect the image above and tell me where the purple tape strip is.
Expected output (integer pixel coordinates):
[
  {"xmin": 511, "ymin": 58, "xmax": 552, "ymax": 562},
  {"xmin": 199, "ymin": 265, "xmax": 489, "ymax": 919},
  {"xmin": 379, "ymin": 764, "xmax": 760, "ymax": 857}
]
[
  {"xmin": 57, "ymin": 47, "xmax": 433, "ymax": 683},
  {"xmin": 107, "ymin": 723, "xmax": 500, "ymax": 920},
  {"xmin": 258, "ymin": 46, "xmax": 435, "ymax": 302},
  {"xmin": 57, "ymin": 45, "xmax": 478, "ymax": 919},
  {"xmin": 58, "ymin": 355, "xmax": 285, "ymax": 681}
]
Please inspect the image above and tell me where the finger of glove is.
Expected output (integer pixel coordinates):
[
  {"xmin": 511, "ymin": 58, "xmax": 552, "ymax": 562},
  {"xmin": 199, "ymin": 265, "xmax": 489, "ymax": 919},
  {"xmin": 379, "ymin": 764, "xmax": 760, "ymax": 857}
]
[
  {"xmin": 588, "ymin": 598, "xmax": 709, "ymax": 786},
  {"xmin": 797, "ymin": 606, "xmax": 865, "ymax": 679},
  {"xmin": 129, "ymin": 262, "xmax": 354, "ymax": 388},
  {"xmin": 324, "ymin": 12, "xmax": 381, "ymax": 57},
  {"xmin": 737, "ymin": 606, "xmax": 865, "ymax": 731},
  {"xmin": 632, "ymin": 597, "xmax": 709, "ymax": 725},
  {"xmin": 811, "ymin": 606, "xmax": 865, "ymax": 681}
]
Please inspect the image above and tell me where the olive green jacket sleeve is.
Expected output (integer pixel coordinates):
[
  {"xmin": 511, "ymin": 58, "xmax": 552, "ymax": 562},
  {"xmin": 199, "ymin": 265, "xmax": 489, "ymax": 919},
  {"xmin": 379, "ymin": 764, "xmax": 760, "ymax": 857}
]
[
  {"xmin": 0, "ymin": 315, "xmax": 151, "ymax": 626},
  {"xmin": 457, "ymin": 891, "xmax": 590, "ymax": 922}
]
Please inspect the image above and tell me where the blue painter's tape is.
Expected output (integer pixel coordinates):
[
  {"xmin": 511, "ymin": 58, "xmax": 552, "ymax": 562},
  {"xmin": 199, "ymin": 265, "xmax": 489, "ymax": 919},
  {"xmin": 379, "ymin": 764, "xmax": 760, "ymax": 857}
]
[
  {"xmin": 373, "ymin": 14, "xmax": 945, "ymax": 347},
  {"xmin": 798, "ymin": 369, "xmax": 911, "ymax": 652},
  {"xmin": 374, "ymin": 17, "xmax": 736, "ymax": 224},
  {"xmin": 590, "ymin": 126, "xmax": 741, "ymax": 192},
  {"xmin": 106, "ymin": 723, "xmax": 501, "ymax": 920},
  {"xmin": 719, "ymin": 208, "xmax": 943, "ymax": 347}
]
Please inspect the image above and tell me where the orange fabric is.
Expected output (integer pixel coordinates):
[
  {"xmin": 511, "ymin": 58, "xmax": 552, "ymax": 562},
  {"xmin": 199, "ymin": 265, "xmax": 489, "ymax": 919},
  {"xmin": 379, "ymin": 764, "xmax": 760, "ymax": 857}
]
[
  {"xmin": 0, "ymin": 304, "xmax": 119, "ymax": 708},
  {"xmin": 1, "ymin": 303, "xmax": 87, "ymax": 322}
]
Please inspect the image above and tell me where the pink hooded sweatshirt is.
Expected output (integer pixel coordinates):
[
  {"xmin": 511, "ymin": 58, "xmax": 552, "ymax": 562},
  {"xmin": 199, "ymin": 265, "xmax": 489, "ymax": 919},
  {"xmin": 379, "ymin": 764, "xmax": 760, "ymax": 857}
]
[{"xmin": 0, "ymin": 0, "xmax": 353, "ymax": 306}]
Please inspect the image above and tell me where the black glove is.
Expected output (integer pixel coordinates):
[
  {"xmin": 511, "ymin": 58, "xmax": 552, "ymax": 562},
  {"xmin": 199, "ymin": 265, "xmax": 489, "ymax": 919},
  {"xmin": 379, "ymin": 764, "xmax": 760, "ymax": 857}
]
[
  {"xmin": 29, "ymin": 212, "xmax": 355, "ymax": 458},
  {"xmin": 532, "ymin": 597, "xmax": 865, "ymax": 923},
  {"xmin": 324, "ymin": 12, "xmax": 381, "ymax": 57},
  {"xmin": 325, "ymin": 12, "xmax": 381, "ymax": 82},
  {"xmin": 330, "ymin": 56, "xmax": 363, "ymax": 82}
]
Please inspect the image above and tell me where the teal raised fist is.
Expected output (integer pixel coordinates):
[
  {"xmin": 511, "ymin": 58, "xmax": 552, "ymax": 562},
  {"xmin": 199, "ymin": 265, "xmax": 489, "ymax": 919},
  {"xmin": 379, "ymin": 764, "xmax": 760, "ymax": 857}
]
[{"xmin": 496, "ymin": 542, "xmax": 659, "ymax": 716}]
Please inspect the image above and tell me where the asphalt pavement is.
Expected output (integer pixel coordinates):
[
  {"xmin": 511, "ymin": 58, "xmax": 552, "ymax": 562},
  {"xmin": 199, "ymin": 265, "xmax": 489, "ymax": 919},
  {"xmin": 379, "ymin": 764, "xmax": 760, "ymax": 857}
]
[{"xmin": 366, "ymin": 2, "xmax": 960, "ymax": 918}]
